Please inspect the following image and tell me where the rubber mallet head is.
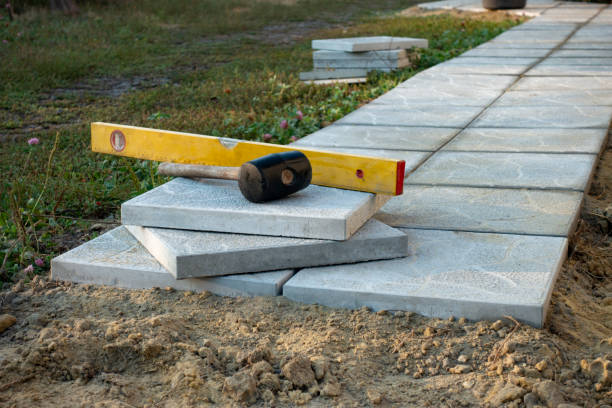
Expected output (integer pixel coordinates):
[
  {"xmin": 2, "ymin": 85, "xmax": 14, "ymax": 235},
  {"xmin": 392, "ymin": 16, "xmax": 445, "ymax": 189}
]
[{"xmin": 238, "ymin": 151, "xmax": 312, "ymax": 203}]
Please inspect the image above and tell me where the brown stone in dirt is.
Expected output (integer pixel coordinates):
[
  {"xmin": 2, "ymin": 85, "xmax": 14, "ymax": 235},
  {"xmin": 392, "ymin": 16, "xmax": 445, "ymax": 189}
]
[
  {"xmin": 523, "ymin": 392, "xmax": 539, "ymax": 408},
  {"xmin": 367, "ymin": 388, "xmax": 383, "ymax": 405},
  {"xmin": 491, "ymin": 320, "xmax": 507, "ymax": 331},
  {"xmin": 449, "ymin": 364, "xmax": 471, "ymax": 374},
  {"xmin": 142, "ymin": 339, "xmax": 163, "ymax": 358},
  {"xmin": 282, "ymin": 355, "xmax": 316, "ymax": 388},
  {"xmin": 310, "ymin": 356, "xmax": 328, "ymax": 381},
  {"xmin": 74, "ymin": 319, "xmax": 93, "ymax": 332},
  {"xmin": 423, "ymin": 327, "xmax": 435, "ymax": 337},
  {"xmin": 38, "ymin": 327, "xmax": 58, "ymax": 343},
  {"xmin": 532, "ymin": 380, "xmax": 565, "ymax": 408},
  {"xmin": 486, "ymin": 382, "xmax": 528, "ymax": 406},
  {"xmin": 535, "ymin": 360, "xmax": 548, "ymax": 372},
  {"xmin": 582, "ymin": 357, "xmax": 611, "ymax": 387},
  {"xmin": 289, "ymin": 390, "xmax": 312, "ymax": 405},
  {"xmin": 222, "ymin": 371, "xmax": 257, "ymax": 404},
  {"xmin": 321, "ymin": 380, "xmax": 341, "ymax": 397},
  {"xmin": 237, "ymin": 344, "xmax": 272, "ymax": 366},
  {"xmin": 259, "ymin": 372, "xmax": 280, "ymax": 391},
  {"xmin": 251, "ymin": 360, "xmax": 273, "ymax": 379},
  {"xmin": 0, "ymin": 314, "xmax": 17, "ymax": 333}
]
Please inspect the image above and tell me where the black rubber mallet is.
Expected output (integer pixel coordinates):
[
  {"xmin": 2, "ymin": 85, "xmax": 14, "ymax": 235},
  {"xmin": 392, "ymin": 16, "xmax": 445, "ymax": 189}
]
[{"xmin": 157, "ymin": 151, "xmax": 312, "ymax": 203}]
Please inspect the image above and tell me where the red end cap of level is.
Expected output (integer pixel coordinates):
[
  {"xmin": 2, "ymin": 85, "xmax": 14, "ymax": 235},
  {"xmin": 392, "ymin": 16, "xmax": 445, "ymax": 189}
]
[{"xmin": 395, "ymin": 160, "xmax": 405, "ymax": 195}]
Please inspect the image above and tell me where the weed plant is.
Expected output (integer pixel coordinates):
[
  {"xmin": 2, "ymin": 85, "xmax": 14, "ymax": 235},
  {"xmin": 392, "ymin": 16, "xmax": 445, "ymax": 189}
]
[{"xmin": 0, "ymin": 1, "xmax": 523, "ymax": 286}]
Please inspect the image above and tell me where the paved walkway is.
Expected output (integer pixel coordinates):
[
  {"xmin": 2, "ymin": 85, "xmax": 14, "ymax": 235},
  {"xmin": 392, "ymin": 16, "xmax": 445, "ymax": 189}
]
[{"xmin": 286, "ymin": 0, "xmax": 612, "ymax": 327}]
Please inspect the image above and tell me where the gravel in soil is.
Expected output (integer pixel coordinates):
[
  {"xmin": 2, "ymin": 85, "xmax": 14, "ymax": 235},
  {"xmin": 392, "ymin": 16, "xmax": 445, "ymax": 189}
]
[{"xmin": 0, "ymin": 138, "xmax": 610, "ymax": 407}]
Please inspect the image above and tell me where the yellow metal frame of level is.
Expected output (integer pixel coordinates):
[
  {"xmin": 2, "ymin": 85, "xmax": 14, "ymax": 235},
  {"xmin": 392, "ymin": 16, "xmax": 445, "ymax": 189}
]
[{"xmin": 91, "ymin": 122, "xmax": 405, "ymax": 195}]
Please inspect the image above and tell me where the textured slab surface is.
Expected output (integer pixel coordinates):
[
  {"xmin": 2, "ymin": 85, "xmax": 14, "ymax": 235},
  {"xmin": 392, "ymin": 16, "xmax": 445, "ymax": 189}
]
[
  {"xmin": 551, "ymin": 49, "xmax": 612, "ymax": 57},
  {"xmin": 425, "ymin": 63, "xmax": 527, "ymax": 76},
  {"xmin": 125, "ymin": 220, "xmax": 408, "ymax": 279},
  {"xmin": 312, "ymin": 36, "xmax": 428, "ymax": 52},
  {"xmin": 512, "ymin": 76, "xmax": 612, "ymax": 90},
  {"xmin": 313, "ymin": 49, "xmax": 407, "ymax": 60},
  {"xmin": 375, "ymin": 186, "xmax": 583, "ymax": 236},
  {"xmin": 400, "ymin": 72, "xmax": 517, "ymax": 90},
  {"xmin": 461, "ymin": 48, "xmax": 550, "ymax": 57},
  {"xmin": 495, "ymin": 90, "xmax": 612, "ymax": 106},
  {"xmin": 371, "ymin": 86, "xmax": 502, "ymax": 107},
  {"xmin": 283, "ymin": 228, "xmax": 568, "ymax": 327},
  {"xmin": 336, "ymin": 105, "xmax": 483, "ymax": 127},
  {"xmin": 472, "ymin": 106, "xmax": 612, "ymax": 128},
  {"xmin": 407, "ymin": 152, "xmax": 597, "ymax": 191},
  {"xmin": 444, "ymin": 128, "xmax": 608, "ymax": 153},
  {"xmin": 51, "ymin": 227, "xmax": 294, "ymax": 297},
  {"xmin": 121, "ymin": 178, "xmax": 390, "ymax": 241},
  {"xmin": 293, "ymin": 125, "xmax": 458, "ymax": 151},
  {"xmin": 526, "ymin": 64, "xmax": 612, "ymax": 76},
  {"xmin": 313, "ymin": 57, "xmax": 410, "ymax": 69}
]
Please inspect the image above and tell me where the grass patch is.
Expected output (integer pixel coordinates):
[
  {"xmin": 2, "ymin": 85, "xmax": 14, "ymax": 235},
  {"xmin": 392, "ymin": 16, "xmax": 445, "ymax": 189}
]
[{"xmin": 0, "ymin": 1, "xmax": 524, "ymax": 286}]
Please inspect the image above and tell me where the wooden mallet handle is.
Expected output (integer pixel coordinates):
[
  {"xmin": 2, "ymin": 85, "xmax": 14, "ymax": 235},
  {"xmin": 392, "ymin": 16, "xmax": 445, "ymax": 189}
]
[{"xmin": 157, "ymin": 162, "xmax": 240, "ymax": 180}]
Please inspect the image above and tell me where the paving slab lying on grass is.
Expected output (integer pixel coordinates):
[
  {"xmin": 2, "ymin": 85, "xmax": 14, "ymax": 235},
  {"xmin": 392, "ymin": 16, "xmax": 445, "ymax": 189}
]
[
  {"xmin": 121, "ymin": 178, "xmax": 390, "ymax": 241},
  {"xmin": 336, "ymin": 105, "xmax": 483, "ymax": 127},
  {"xmin": 472, "ymin": 106, "xmax": 612, "ymax": 128},
  {"xmin": 495, "ymin": 90, "xmax": 612, "ymax": 106},
  {"xmin": 313, "ymin": 49, "xmax": 408, "ymax": 61},
  {"xmin": 299, "ymin": 68, "xmax": 369, "ymax": 81},
  {"xmin": 283, "ymin": 228, "xmax": 568, "ymax": 327},
  {"xmin": 374, "ymin": 186, "xmax": 583, "ymax": 237},
  {"xmin": 444, "ymin": 128, "xmax": 608, "ymax": 153},
  {"xmin": 512, "ymin": 76, "xmax": 612, "ymax": 90},
  {"xmin": 406, "ymin": 152, "xmax": 597, "ymax": 191},
  {"xmin": 51, "ymin": 227, "xmax": 294, "ymax": 297},
  {"xmin": 293, "ymin": 125, "xmax": 458, "ymax": 151},
  {"xmin": 311, "ymin": 36, "xmax": 428, "ymax": 52},
  {"xmin": 125, "ymin": 219, "xmax": 407, "ymax": 279},
  {"xmin": 313, "ymin": 58, "xmax": 410, "ymax": 70}
]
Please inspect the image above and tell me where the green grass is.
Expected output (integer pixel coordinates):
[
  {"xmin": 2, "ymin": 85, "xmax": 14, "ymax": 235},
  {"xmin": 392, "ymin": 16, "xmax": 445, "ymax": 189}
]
[{"xmin": 0, "ymin": 0, "xmax": 524, "ymax": 286}]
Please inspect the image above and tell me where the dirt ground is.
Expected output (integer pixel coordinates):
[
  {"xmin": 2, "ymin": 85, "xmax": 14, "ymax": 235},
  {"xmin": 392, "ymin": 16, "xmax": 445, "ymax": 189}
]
[{"xmin": 0, "ymin": 132, "xmax": 608, "ymax": 408}]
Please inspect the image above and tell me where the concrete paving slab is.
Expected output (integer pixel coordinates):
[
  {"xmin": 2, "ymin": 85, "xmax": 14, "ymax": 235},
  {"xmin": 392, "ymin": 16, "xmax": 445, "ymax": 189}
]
[
  {"xmin": 406, "ymin": 152, "xmax": 597, "ymax": 191},
  {"xmin": 125, "ymin": 219, "xmax": 408, "ymax": 279},
  {"xmin": 283, "ymin": 228, "xmax": 567, "ymax": 327},
  {"xmin": 312, "ymin": 36, "xmax": 428, "ymax": 52},
  {"xmin": 512, "ymin": 76, "xmax": 612, "ymax": 90},
  {"xmin": 336, "ymin": 105, "xmax": 483, "ymax": 128},
  {"xmin": 460, "ymin": 48, "xmax": 550, "ymax": 58},
  {"xmin": 375, "ymin": 186, "xmax": 583, "ymax": 237},
  {"xmin": 472, "ymin": 106, "xmax": 612, "ymax": 128},
  {"xmin": 542, "ymin": 57, "xmax": 612, "ymax": 65},
  {"xmin": 121, "ymin": 178, "xmax": 390, "ymax": 241},
  {"xmin": 551, "ymin": 49, "xmax": 612, "ymax": 57},
  {"xmin": 444, "ymin": 128, "xmax": 608, "ymax": 154},
  {"xmin": 400, "ymin": 72, "xmax": 517, "ymax": 90},
  {"xmin": 313, "ymin": 58, "xmax": 410, "ymax": 70},
  {"xmin": 303, "ymin": 78, "xmax": 367, "ymax": 85},
  {"xmin": 446, "ymin": 57, "xmax": 540, "ymax": 65},
  {"xmin": 562, "ymin": 42, "xmax": 612, "ymax": 50},
  {"xmin": 495, "ymin": 90, "xmax": 612, "ymax": 106},
  {"xmin": 299, "ymin": 69, "xmax": 369, "ymax": 80},
  {"xmin": 487, "ymin": 30, "xmax": 570, "ymax": 44},
  {"xmin": 513, "ymin": 22, "xmax": 578, "ymax": 31},
  {"xmin": 526, "ymin": 64, "xmax": 612, "ymax": 76},
  {"xmin": 293, "ymin": 125, "xmax": 458, "ymax": 151},
  {"xmin": 51, "ymin": 226, "xmax": 294, "ymax": 297},
  {"xmin": 313, "ymin": 49, "xmax": 407, "ymax": 60},
  {"xmin": 425, "ymin": 63, "xmax": 527, "ymax": 76},
  {"xmin": 371, "ymin": 86, "xmax": 502, "ymax": 107},
  {"xmin": 475, "ymin": 42, "xmax": 557, "ymax": 50}
]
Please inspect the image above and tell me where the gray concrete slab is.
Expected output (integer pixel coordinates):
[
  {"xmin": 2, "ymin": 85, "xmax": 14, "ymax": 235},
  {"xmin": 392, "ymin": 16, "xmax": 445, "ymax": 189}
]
[
  {"xmin": 299, "ymin": 69, "xmax": 369, "ymax": 80},
  {"xmin": 475, "ymin": 42, "xmax": 558, "ymax": 50},
  {"xmin": 400, "ymin": 72, "xmax": 517, "ymax": 91},
  {"xmin": 543, "ymin": 57, "xmax": 612, "ymax": 65},
  {"xmin": 513, "ymin": 22, "xmax": 578, "ymax": 31},
  {"xmin": 512, "ymin": 76, "xmax": 612, "ymax": 90},
  {"xmin": 313, "ymin": 49, "xmax": 407, "ymax": 60},
  {"xmin": 551, "ymin": 49, "xmax": 612, "ymax": 57},
  {"xmin": 406, "ymin": 152, "xmax": 597, "ymax": 191},
  {"xmin": 121, "ymin": 178, "xmax": 390, "ymax": 241},
  {"xmin": 313, "ymin": 58, "xmax": 410, "ymax": 70},
  {"xmin": 336, "ymin": 105, "xmax": 483, "ymax": 128},
  {"xmin": 293, "ymin": 125, "xmax": 458, "ymax": 151},
  {"xmin": 371, "ymin": 86, "xmax": 502, "ymax": 107},
  {"xmin": 425, "ymin": 63, "xmax": 526, "ymax": 76},
  {"xmin": 526, "ymin": 64, "xmax": 612, "ymax": 76},
  {"xmin": 283, "ymin": 228, "xmax": 567, "ymax": 327},
  {"xmin": 488, "ymin": 30, "xmax": 570, "ymax": 44},
  {"xmin": 51, "ymin": 227, "xmax": 294, "ymax": 297},
  {"xmin": 300, "ymin": 147, "xmax": 428, "ymax": 173},
  {"xmin": 312, "ymin": 36, "xmax": 428, "ymax": 52},
  {"xmin": 375, "ymin": 186, "xmax": 583, "ymax": 237},
  {"xmin": 446, "ymin": 57, "xmax": 540, "ymax": 65},
  {"xmin": 562, "ymin": 42, "xmax": 612, "ymax": 50},
  {"xmin": 125, "ymin": 219, "xmax": 408, "ymax": 279},
  {"xmin": 444, "ymin": 128, "xmax": 608, "ymax": 154},
  {"xmin": 460, "ymin": 48, "xmax": 550, "ymax": 58},
  {"xmin": 495, "ymin": 90, "xmax": 612, "ymax": 106},
  {"xmin": 472, "ymin": 106, "xmax": 612, "ymax": 128}
]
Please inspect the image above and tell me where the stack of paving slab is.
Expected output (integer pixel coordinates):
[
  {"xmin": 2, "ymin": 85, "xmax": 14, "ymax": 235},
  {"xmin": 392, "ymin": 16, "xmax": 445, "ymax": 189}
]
[
  {"xmin": 51, "ymin": 177, "xmax": 409, "ymax": 298},
  {"xmin": 300, "ymin": 36, "xmax": 428, "ymax": 84}
]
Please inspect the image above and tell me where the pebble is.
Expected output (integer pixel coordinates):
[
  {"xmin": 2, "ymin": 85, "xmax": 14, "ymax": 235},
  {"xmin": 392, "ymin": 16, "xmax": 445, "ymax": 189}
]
[
  {"xmin": 449, "ymin": 364, "xmax": 471, "ymax": 374},
  {"xmin": 282, "ymin": 355, "xmax": 316, "ymax": 388},
  {"xmin": 523, "ymin": 392, "xmax": 539, "ymax": 408},
  {"xmin": 0, "ymin": 314, "xmax": 16, "ymax": 334},
  {"xmin": 458, "ymin": 354, "xmax": 469, "ymax": 363},
  {"xmin": 532, "ymin": 380, "xmax": 565, "ymax": 408},
  {"xmin": 462, "ymin": 380, "xmax": 475, "ymax": 389},
  {"xmin": 366, "ymin": 388, "xmax": 383, "ymax": 405},
  {"xmin": 223, "ymin": 372, "xmax": 257, "ymax": 404},
  {"xmin": 486, "ymin": 383, "xmax": 527, "ymax": 406},
  {"xmin": 535, "ymin": 360, "xmax": 548, "ymax": 372},
  {"xmin": 491, "ymin": 320, "xmax": 506, "ymax": 331}
]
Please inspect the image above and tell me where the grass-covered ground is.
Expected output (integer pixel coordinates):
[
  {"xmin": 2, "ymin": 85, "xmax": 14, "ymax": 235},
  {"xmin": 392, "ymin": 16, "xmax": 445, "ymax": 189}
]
[{"xmin": 0, "ymin": 0, "xmax": 523, "ymax": 285}]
